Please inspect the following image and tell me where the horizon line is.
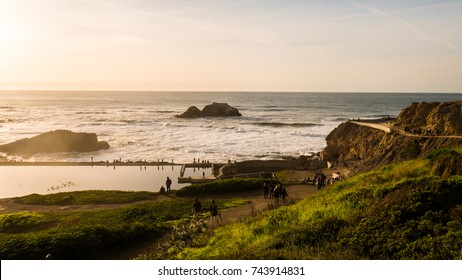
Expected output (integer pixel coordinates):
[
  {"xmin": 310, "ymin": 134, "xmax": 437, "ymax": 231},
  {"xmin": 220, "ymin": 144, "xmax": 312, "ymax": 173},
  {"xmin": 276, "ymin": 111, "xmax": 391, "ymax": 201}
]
[{"xmin": 1, "ymin": 89, "xmax": 462, "ymax": 94}]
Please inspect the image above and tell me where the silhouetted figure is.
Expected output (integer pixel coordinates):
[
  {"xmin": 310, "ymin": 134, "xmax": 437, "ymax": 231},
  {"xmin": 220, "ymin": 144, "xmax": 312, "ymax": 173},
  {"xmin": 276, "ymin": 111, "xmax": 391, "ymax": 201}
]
[
  {"xmin": 192, "ymin": 198, "xmax": 202, "ymax": 218},
  {"xmin": 273, "ymin": 184, "xmax": 282, "ymax": 202},
  {"xmin": 269, "ymin": 183, "xmax": 274, "ymax": 199},
  {"xmin": 166, "ymin": 176, "xmax": 172, "ymax": 192},
  {"xmin": 262, "ymin": 182, "xmax": 269, "ymax": 199},
  {"xmin": 209, "ymin": 200, "xmax": 221, "ymax": 225},
  {"xmin": 160, "ymin": 186, "xmax": 166, "ymax": 193},
  {"xmin": 281, "ymin": 186, "xmax": 288, "ymax": 201}
]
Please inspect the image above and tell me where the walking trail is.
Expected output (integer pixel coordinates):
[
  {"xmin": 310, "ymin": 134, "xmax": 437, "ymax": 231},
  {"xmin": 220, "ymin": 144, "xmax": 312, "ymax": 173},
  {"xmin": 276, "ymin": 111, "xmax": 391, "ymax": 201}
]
[
  {"xmin": 0, "ymin": 182, "xmax": 318, "ymax": 259},
  {"xmin": 351, "ymin": 120, "xmax": 462, "ymax": 139}
]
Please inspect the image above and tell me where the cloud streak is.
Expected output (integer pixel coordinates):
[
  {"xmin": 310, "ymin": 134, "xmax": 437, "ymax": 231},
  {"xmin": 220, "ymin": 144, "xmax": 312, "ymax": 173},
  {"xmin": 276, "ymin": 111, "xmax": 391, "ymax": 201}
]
[{"xmin": 351, "ymin": 1, "xmax": 462, "ymax": 56}]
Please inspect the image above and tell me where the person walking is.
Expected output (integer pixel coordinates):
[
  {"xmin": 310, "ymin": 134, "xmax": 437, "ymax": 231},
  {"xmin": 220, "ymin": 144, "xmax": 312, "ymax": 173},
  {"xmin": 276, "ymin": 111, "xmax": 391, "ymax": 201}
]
[
  {"xmin": 209, "ymin": 200, "xmax": 221, "ymax": 225},
  {"xmin": 262, "ymin": 182, "xmax": 269, "ymax": 199},
  {"xmin": 192, "ymin": 198, "xmax": 202, "ymax": 218}
]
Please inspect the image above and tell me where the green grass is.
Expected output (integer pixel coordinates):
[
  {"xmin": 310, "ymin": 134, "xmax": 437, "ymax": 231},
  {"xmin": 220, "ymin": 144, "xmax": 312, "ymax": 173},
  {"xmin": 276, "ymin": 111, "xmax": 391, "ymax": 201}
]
[
  {"xmin": 175, "ymin": 178, "xmax": 279, "ymax": 197},
  {"xmin": 0, "ymin": 195, "xmax": 247, "ymax": 260},
  {"xmin": 14, "ymin": 190, "xmax": 160, "ymax": 205},
  {"xmin": 160, "ymin": 147, "xmax": 462, "ymax": 260},
  {"xmin": 4, "ymin": 147, "xmax": 462, "ymax": 260}
]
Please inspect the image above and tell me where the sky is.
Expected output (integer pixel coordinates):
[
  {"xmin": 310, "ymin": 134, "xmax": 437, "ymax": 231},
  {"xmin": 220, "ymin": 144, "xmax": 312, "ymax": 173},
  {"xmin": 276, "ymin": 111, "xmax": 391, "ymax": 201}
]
[{"xmin": 0, "ymin": 0, "xmax": 461, "ymax": 92}]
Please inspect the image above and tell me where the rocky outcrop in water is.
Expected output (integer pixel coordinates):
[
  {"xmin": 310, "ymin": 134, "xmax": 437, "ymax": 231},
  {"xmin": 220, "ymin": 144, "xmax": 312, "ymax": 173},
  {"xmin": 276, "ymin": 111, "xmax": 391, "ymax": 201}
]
[
  {"xmin": 322, "ymin": 101, "xmax": 462, "ymax": 171},
  {"xmin": 176, "ymin": 102, "xmax": 242, "ymax": 118},
  {"xmin": 0, "ymin": 130, "xmax": 110, "ymax": 156}
]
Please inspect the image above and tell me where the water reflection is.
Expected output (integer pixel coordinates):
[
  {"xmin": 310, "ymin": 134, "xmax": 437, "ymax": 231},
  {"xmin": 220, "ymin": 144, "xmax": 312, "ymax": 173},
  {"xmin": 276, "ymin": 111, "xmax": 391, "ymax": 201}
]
[{"xmin": 0, "ymin": 166, "xmax": 211, "ymax": 198}]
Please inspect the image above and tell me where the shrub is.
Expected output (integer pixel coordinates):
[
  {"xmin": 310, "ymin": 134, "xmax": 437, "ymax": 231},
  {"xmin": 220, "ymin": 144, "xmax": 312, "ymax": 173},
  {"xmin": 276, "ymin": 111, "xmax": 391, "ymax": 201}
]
[
  {"xmin": 0, "ymin": 213, "xmax": 51, "ymax": 233},
  {"xmin": 0, "ymin": 199, "xmax": 193, "ymax": 259},
  {"xmin": 14, "ymin": 190, "xmax": 159, "ymax": 205},
  {"xmin": 176, "ymin": 178, "xmax": 279, "ymax": 197}
]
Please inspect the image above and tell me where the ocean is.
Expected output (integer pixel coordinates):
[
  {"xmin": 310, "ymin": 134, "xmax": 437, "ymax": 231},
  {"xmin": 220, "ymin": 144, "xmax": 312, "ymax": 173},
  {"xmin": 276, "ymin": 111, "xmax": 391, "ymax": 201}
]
[{"xmin": 1, "ymin": 91, "xmax": 462, "ymax": 163}]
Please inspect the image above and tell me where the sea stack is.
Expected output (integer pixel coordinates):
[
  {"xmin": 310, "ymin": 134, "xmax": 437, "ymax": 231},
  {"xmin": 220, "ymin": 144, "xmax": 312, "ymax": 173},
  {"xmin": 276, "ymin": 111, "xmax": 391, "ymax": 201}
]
[
  {"xmin": 176, "ymin": 102, "xmax": 242, "ymax": 118},
  {"xmin": 0, "ymin": 130, "xmax": 110, "ymax": 156}
]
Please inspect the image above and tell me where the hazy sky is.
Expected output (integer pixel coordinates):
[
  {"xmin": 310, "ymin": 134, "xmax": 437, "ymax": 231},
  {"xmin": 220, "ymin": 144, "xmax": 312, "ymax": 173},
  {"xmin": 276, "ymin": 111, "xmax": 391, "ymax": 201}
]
[{"xmin": 0, "ymin": 0, "xmax": 461, "ymax": 92}]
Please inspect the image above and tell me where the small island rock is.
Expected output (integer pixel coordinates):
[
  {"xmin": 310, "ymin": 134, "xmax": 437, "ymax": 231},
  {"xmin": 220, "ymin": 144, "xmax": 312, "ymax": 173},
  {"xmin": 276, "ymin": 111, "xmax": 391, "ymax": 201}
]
[
  {"xmin": 176, "ymin": 102, "xmax": 242, "ymax": 118},
  {"xmin": 176, "ymin": 106, "xmax": 203, "ymax": 118}
]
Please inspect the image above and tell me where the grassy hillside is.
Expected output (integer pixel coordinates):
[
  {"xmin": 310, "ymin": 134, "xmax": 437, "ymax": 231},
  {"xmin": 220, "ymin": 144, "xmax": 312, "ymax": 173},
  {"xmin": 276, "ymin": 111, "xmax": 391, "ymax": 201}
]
[{"xmin": 158, "ymin": 147, "xmax": 462, "ymax": 260}]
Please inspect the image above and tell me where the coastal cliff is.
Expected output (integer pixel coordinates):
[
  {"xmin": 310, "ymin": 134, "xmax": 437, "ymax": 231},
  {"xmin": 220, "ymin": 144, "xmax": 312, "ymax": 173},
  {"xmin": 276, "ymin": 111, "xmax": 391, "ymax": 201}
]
[
  {"xmin": 395, "ymin": 101, "xmax": 462, "ymax": 135},
  {"xmin": 323, "ymin": 101, "xmax": 462, "ymax": 170}
]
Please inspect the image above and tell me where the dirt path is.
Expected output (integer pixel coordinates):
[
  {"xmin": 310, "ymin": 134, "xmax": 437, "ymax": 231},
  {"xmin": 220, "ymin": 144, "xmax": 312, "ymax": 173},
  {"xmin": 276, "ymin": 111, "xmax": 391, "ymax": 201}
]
[
  {"xmin": 0, "ymin": 184, "xmax": 317, "ymax": 215},
  {"xmin": 352, "ymin": 120, "xmax": 462, "ymax": 139},
  {"xmin": 205, "ymin": 184, "xmax": 317, "ymax": 224},
  {"xmin": 106, "ymin": 184, "xmax": 317, "ymax": 259}
]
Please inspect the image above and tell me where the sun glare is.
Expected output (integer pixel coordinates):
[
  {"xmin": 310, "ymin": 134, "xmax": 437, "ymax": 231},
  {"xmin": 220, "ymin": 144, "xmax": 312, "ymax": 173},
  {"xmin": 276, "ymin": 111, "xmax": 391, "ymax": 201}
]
[{"xmin": 0, "ymin": 3, "xmax": 20, "ymax": 44}]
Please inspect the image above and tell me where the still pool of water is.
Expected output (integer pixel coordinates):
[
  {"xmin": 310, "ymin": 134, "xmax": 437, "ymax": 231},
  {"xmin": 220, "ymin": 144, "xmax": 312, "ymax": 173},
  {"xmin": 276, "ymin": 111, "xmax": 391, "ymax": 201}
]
[{"xmin": 0, "ymin": 165, "xmax": 212, "ymax": 198}]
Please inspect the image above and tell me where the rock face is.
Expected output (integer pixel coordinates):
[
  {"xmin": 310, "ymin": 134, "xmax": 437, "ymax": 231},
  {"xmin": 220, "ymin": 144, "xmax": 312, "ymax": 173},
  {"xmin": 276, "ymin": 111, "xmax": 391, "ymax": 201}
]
[
  {"xmin": 176, "ymin": 102, "xmax": 242, "ymax": 118},
  {"xmin": 322, "ymin": 101, "xmax": 462, "ymax": 171},
  {"xmin": 0, "ymin": 130, "xmax": 110, "ymax": 156},
  {"xmin": 395, "ymin": 101, "xmax": 462, "ymax": 135},
  {"xmin": 177, "ymin": 106, "xmax": 203, "ymax": 118}
]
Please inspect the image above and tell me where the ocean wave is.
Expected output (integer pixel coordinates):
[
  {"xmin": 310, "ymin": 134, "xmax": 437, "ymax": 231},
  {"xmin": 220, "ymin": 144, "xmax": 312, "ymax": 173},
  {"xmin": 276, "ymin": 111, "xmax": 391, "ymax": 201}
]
[
  {"xmin": 121, "ymin": 119, "xmax": 137, "ymax": 124},
  {"xmin": 260, "ymin": 108, "xmax": 287, "ymax": 112},
  {"xmin": 287, "ymin": 131, "xmax": 326, "ymax": 138},
  {"xmin": 0, "ymin": 106, "xmax": 16, "ymax": 112},
  {"xmin": 0, "ymin": 118, "xmax": 15, "ymax": 123},
  {"xmin": 332, "ymin": 117, "xmax": 350, "ymax": 121},
  {"xmin": 363, "ymin": 114, "xmax": 395, "ymax": 119},
  {"xmin": 250, "ymin": 122, "xmax": 319, "ymax": 128},
  {"xmin": 161, "ymin": 122, "xmax": 190, "ymax": 128},
  {"xmin": 154, "ymin": 110, "xmax": 176, "ymax": 114}
]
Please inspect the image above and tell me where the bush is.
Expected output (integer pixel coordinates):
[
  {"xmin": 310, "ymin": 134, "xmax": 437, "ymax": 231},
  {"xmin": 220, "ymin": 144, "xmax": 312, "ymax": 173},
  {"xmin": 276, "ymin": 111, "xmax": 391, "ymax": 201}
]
[
  {"xmin": 339, "ymin": 175, "xmax": 462, "ymax": 259},
  {"xmin": 0, "ymin": 199, "xmax": 194, "ymax": 259},
  {"xmin": 0, "ymin": 213, "xmax": 51, "ymax": 233},
  {"xmin": 14, "ymin": 190, "xmax": 159, "ymax": 205},
  {"xmin": 176, "ymin": 178, "xmax": 279, "ymax": 197}
]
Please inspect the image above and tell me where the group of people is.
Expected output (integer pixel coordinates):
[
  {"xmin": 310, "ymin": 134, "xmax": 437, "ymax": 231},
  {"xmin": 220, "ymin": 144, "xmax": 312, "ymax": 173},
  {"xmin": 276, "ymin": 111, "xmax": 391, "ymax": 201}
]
[
  {"xmin": 313, "ymin": 173, "xmax": 327, "ymax": 190},
  {"xmin": 158, "ymin": 176, "xmax": 220, "ymax": 224},
  {"xmin": 312, "ymin": 172, "xmax": 339, "ymax": 190},
  {"xmin": 193, "ymin": 158, "xmax": 210, "ymax": 164},
  {"xmin": 262, "ymin": 182, "xmax": 288, "ymax": 202},
  {"xmin": 403, "ymin": 126, "xmax": 442, "ymax": 136},
  {"xmin": 159, "ymin": 176, "xmax": 173, "ymax": 193},
  {"xmin": 192, "ymin": 198, "xmax": 221, "ymax": 225}
]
